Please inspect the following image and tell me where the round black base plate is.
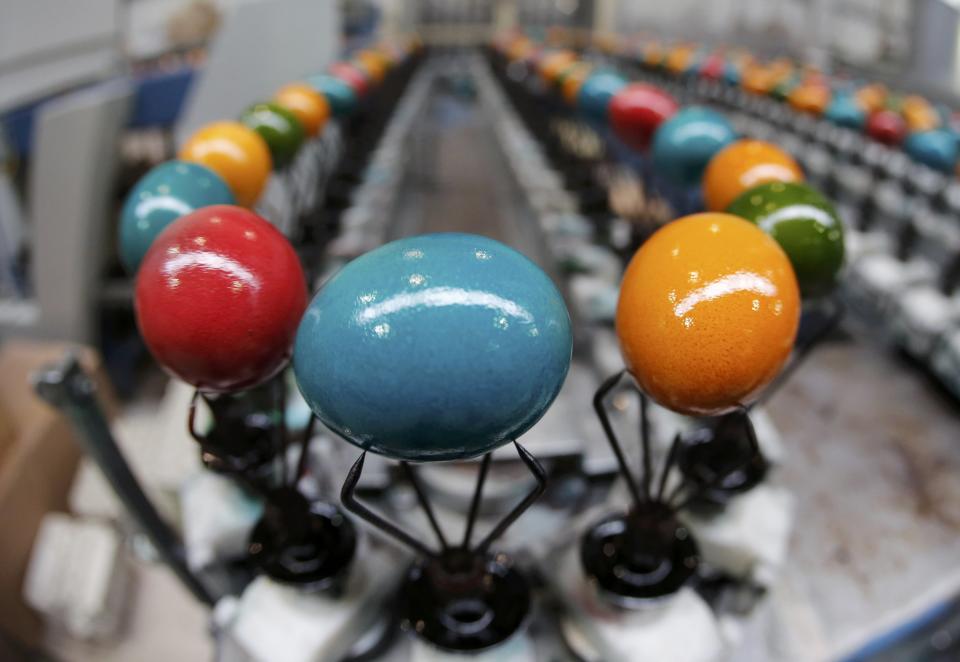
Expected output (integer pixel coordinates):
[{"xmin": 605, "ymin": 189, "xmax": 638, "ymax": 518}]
[
  {"xmin": 581, "ymin": 503, "xmax": 699, "ymax": 607},
  {"xmin": 678, "ymin": 410, "xmax": 768, "ymax": 507},
  {"xmin": 248, "ymin": 488, "xmax": 357, "ymax": 593},
  {"xmin": 400, "ymin": 550, "xmax": 531, "ymax": 653}
]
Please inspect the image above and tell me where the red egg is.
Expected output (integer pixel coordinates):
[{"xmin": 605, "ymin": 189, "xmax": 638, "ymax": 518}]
[
  {"xmin": 609, "ymin": 83, "xmax": 679, "ymax": 151},
  {"xmin": 135, "ymin": 205, "xmax": 307, "ymax": 393},
  {"xmin": 699, "ymin": 54, "xmax": 725, "ymax": 80},
  {"xmin": 866, "ymin": 109, "xmax": 907, "ymax": 146},
  {"xmin": 329, "ymin": 62, "xmax": 370, "ymax": 97}
]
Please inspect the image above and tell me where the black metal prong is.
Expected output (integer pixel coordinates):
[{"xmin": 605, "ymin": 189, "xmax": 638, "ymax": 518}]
[
  {"xmin": 474, "ymin": 441, "xmax": 547, "ymax": 556},
  {"xmin": 657, "ymin": 433, "xmax": 683, "ymax": 504},
  {"xmin": 340, "ymin": 452, "xmax": 437, "ymax": 559},
  {"xmin": 462, "ymin": 453, "xmax": 492, "ymax": 549},
  {"xmin": 640, "ymin": 391, "xmax": 652, "ymax": 500},
  {"xmin": 187, "ymin": 389, "xmax": 205, "ymax": 444},
  {"xmin": 274, "ymin": 375, "xmax": 289, "ymax": 486},
  {"xmin": 294, "ymin": 413, "xmax": 318, "ymax": 485},
  {"xmin": 400, "ymin": 461, "xmax": 450, "ymax": 552},
  {"xmin": 593, "ymin": 370, "xmax": 644, "ymax": 508}
]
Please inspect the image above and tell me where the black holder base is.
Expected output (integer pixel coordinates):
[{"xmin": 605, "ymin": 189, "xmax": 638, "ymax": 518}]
[
  {"xmin": 248, "ymin": 487, "xmax": 357, "ymax": 594},
  {"xmin": 400, "ymin": 549, "xmax": 532, "ymax": 653},
  {"xmin": 677, "ymin": 410, "xmax": 769, "ymax": 508},
  {"xmin": 581, "ymin": 502, "xmax": 699, "ymax": 607}
]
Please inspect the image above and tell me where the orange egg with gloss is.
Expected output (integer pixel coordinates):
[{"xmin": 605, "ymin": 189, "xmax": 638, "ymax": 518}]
[
  {"xmin": 702, "ymin": 139, "xmax": 804, "ymax": 212},
  {"xmin": 616, "ymin": 213, "xmax": 800, "ymax": 416}
]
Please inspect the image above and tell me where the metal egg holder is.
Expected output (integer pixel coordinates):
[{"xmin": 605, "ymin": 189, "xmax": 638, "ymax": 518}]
[
  {"xmin": 481, "ymin": 48, "xmax": 850, "ymax": 660},
  {"xmin": 603, "ymin": 46, "xmax": 960, "ymax": 405}
]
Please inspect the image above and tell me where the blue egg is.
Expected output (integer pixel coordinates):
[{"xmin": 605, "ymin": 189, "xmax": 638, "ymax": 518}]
[
  {"xmin": 723, "ymin": 64, "xmax": 741, "ymax": 86},
  {"xmin": 576, "ymin": 71, "xmax": 627, "ymax": 124},
  {"xmin": 293, "ymin": 233, "xmax": 573, "ymax": 462},
  {"xmin": 904, "ymin": 129, "xmax": 959, "ymax": 173},
  {"xmin": 305, "ymin": 74, "xmax": 358, "ymax": 118},
  {"xmin": 824, "ymin": 94, "xmax": 866, "ymax": 130},
  {"xmin": 119, "ymin": 160, "xmax": 234, "ymax": 273},
  {"xmin": 650, "ymin": 106, "xmax": 737, "ymax": 188}
]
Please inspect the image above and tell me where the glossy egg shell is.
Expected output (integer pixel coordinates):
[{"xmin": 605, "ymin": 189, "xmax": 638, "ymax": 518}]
[
  {"xmin": 305, "ymin": 74, "xmax": 358, "ymax": 118},
  {"xmin": 576, "ymin": 71, "xmax": 628, "ymax": 124},
  {"xmin": 329, "ymin": 62, "xmax": 370, "ymax": 97},
  {"xmin": 135, "ymin": 205, "xmax": 307, "ymax": 393},
  {"xmin": 293, "ymin": 233, "xmax": 573, "ymax": 462},
  {"xmin": 904, "ymin": 129, "xmax": 959, "ymax": 173},
  {"xmin": 119, "ymin": 160, "xmax": 234, "ymax": 273},
  {"xmin": 702, "ymin": 139, "xmax": 804, "ymax": 212},
  {"xmin": 274, "ymin": 83, "xmax": 331, "ymax": 137},
  {"xmin": 178, "ymin": 121, "xmax": 272, "ymax": 208},
  {"xmin": 651, "ymin": 107, "xmax": 737, "ymax": 188},
  {"xmin": 561, "ymin": 65, "xmax": 593, "ymax": 105},
  {"xmin": 866, "ymin": 110, "xmax": 907, "ymax": 146},
  {"xmin": 609, "ymin": 83, "xmax": 679, "ymax": 151},
  {"xmin": 727, "ymin": 181, "xmax": 844, "ymax": 298},
  {"xmin": 539, "ymin": 50, "xmax": 577, "ymax": 84},
  {"xmin": 616, "ymin": 213, "xmax": 800, "ymax": 416},
  {"xmin": 824, "ymin": 94, "xmax": 866, "ymax": 129},
  {"xmin": 239, "ymin": 102, "xmax": 306, "ymax": 169},
  {"xmin": 355, "ymin": 50, "xmax": 388, "ymax": 83}
]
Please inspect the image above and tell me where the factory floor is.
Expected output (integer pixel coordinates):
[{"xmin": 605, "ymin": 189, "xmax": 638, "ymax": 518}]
[{"xmin": 48, "ymin": 73, "xmax": 960, "ymax": 662}]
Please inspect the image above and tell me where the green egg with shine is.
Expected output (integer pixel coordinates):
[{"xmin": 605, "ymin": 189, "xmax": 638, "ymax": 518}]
[{"xmin": 726, "ymin": 181, "xmax": 844, "ymax": 298}]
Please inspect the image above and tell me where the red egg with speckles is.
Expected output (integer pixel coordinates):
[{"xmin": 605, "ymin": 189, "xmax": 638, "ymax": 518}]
[
  {"xmin": 866, "ymin": 110, "xmax": 907, "ymax": 146},
  {"xmin": 329, "ymin": 62, "xmax": 370, "ymax": 97},
  {"xmin": 135, "ymin": 205, "xmax": 307, "ymax": 393},
  {"xmin": 609, "ymin": 83, "xmax": 679, "ymax": 151}
]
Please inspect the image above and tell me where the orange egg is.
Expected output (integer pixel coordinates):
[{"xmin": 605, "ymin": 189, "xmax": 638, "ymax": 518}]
[
  {"xmin": 539, "ymin": 50, "xmax": 577, "ymax": 84},
  {"xmin": 665, "ymin": 46, "xmax": 693, "ymax": 74},
  {"xmin": 179, "ymin": 121, "xmax": 272, "ymax": 208},
  {"xmin": 741, "ymin": 66, "xmax": 775, "ymax": 95},
  {"xmin": 616, "ymin": 213, "xmax": 800, "ymax": 416},
  {"xmin": 855, "ymin": 84, "xmax": 887, "ymax": 113},
  {"xmin": 562, "ymin": 64, "xmax": 593, "ymax": 104},
  {"xmin": 702, "ymin": 140, "xmax": 804, "ymax": 212},
  {"xmin": 355, "ymin": 49, "xmax": 388, "ymax": 83},
  {"xmin": 274, "ymin": 83, "xmax": 331, "ymax": 137},
  {"xmin": 788, "ymin": 84, "xmax": 830, "ymax": 115},
  {"xmin": 902, "ymin": 96, "xmax": 939, "ymax": 132}
]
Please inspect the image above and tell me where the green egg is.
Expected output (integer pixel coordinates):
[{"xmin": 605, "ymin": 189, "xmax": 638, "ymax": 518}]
[
  {"xmin": 239, "ymin": 102, "xmax": 305, "ymax": 169},
  {"xmin": 726, "ymin": 181, "xmax": 844, "ymax": 298}
]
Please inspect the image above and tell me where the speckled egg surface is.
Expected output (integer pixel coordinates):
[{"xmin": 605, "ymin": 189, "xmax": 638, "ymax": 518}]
[
  {"xmin": 293, "ymin": 233, "xmax": 573, "ymax": 461},
  {"xmin": 616, "ymin": 213, "xmax": 800, "ymax": 416}
]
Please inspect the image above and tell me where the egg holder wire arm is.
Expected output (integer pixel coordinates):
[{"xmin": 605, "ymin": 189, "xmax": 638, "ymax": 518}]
[
  {"xmin": 339, "ymin": 443, "xmax": 547, "ymax": 651},
  {"xmin": 187, "ymin": 378, "xmax": 357, "ymax": 592}
]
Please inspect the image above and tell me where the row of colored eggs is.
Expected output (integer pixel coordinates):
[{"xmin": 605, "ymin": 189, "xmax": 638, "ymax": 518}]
[
  {"xmin": 502, "ymin": 32, "xmax": 960, "ymax": 175},
  {"xmin": 637, "ymin": 40, "xmax": 960, "ymax": 174},
  {"xmin": 119, "ymin": 42, "xmax": 416, "ymax": 273},
  {"xmin": 492, "ymin": 37, "xmax": 844, "ymax": 408},
  {"xmin": 129, "ymin": 43, "xmax": 812, "ymax": 463}
]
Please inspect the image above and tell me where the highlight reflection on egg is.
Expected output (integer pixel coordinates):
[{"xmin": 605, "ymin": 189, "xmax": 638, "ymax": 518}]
[
  {"xmin": 616, "ymin": 213, "xmax": 800, "ymax": 416},
  {"xmin": 293, "ymin": 233, "xmax": 573, "ymax": 461}
]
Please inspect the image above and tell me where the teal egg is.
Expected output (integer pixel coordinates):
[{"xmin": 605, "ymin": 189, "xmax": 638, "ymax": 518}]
[
  {"xmin": 824, "ymin": 94, "xmax": 866, "ymax": 129},
  {"xmin": 576, "ymin": 71, "xmax": 628, "ymax": 124},
  {"xmin": 293, "ymin": 233, "xmax": 573, "ymax": 461},
  {"xmin": 305, "ymin": 74, "xmax": 358, "ymax": 118},
  {"xmin": 727, "ymin": 181, "xmax": 845, "ymax": 298},
  {"xmin": 904, "ymin": 130, "xmax": 959, "ymax": 173},
  {"xmin": 650, "ymin": 107, "xmax": 737, "ymax": 188},
  {"xmin": 119, "ymin": 161, "xmax": 234, "ymax": 273}
]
